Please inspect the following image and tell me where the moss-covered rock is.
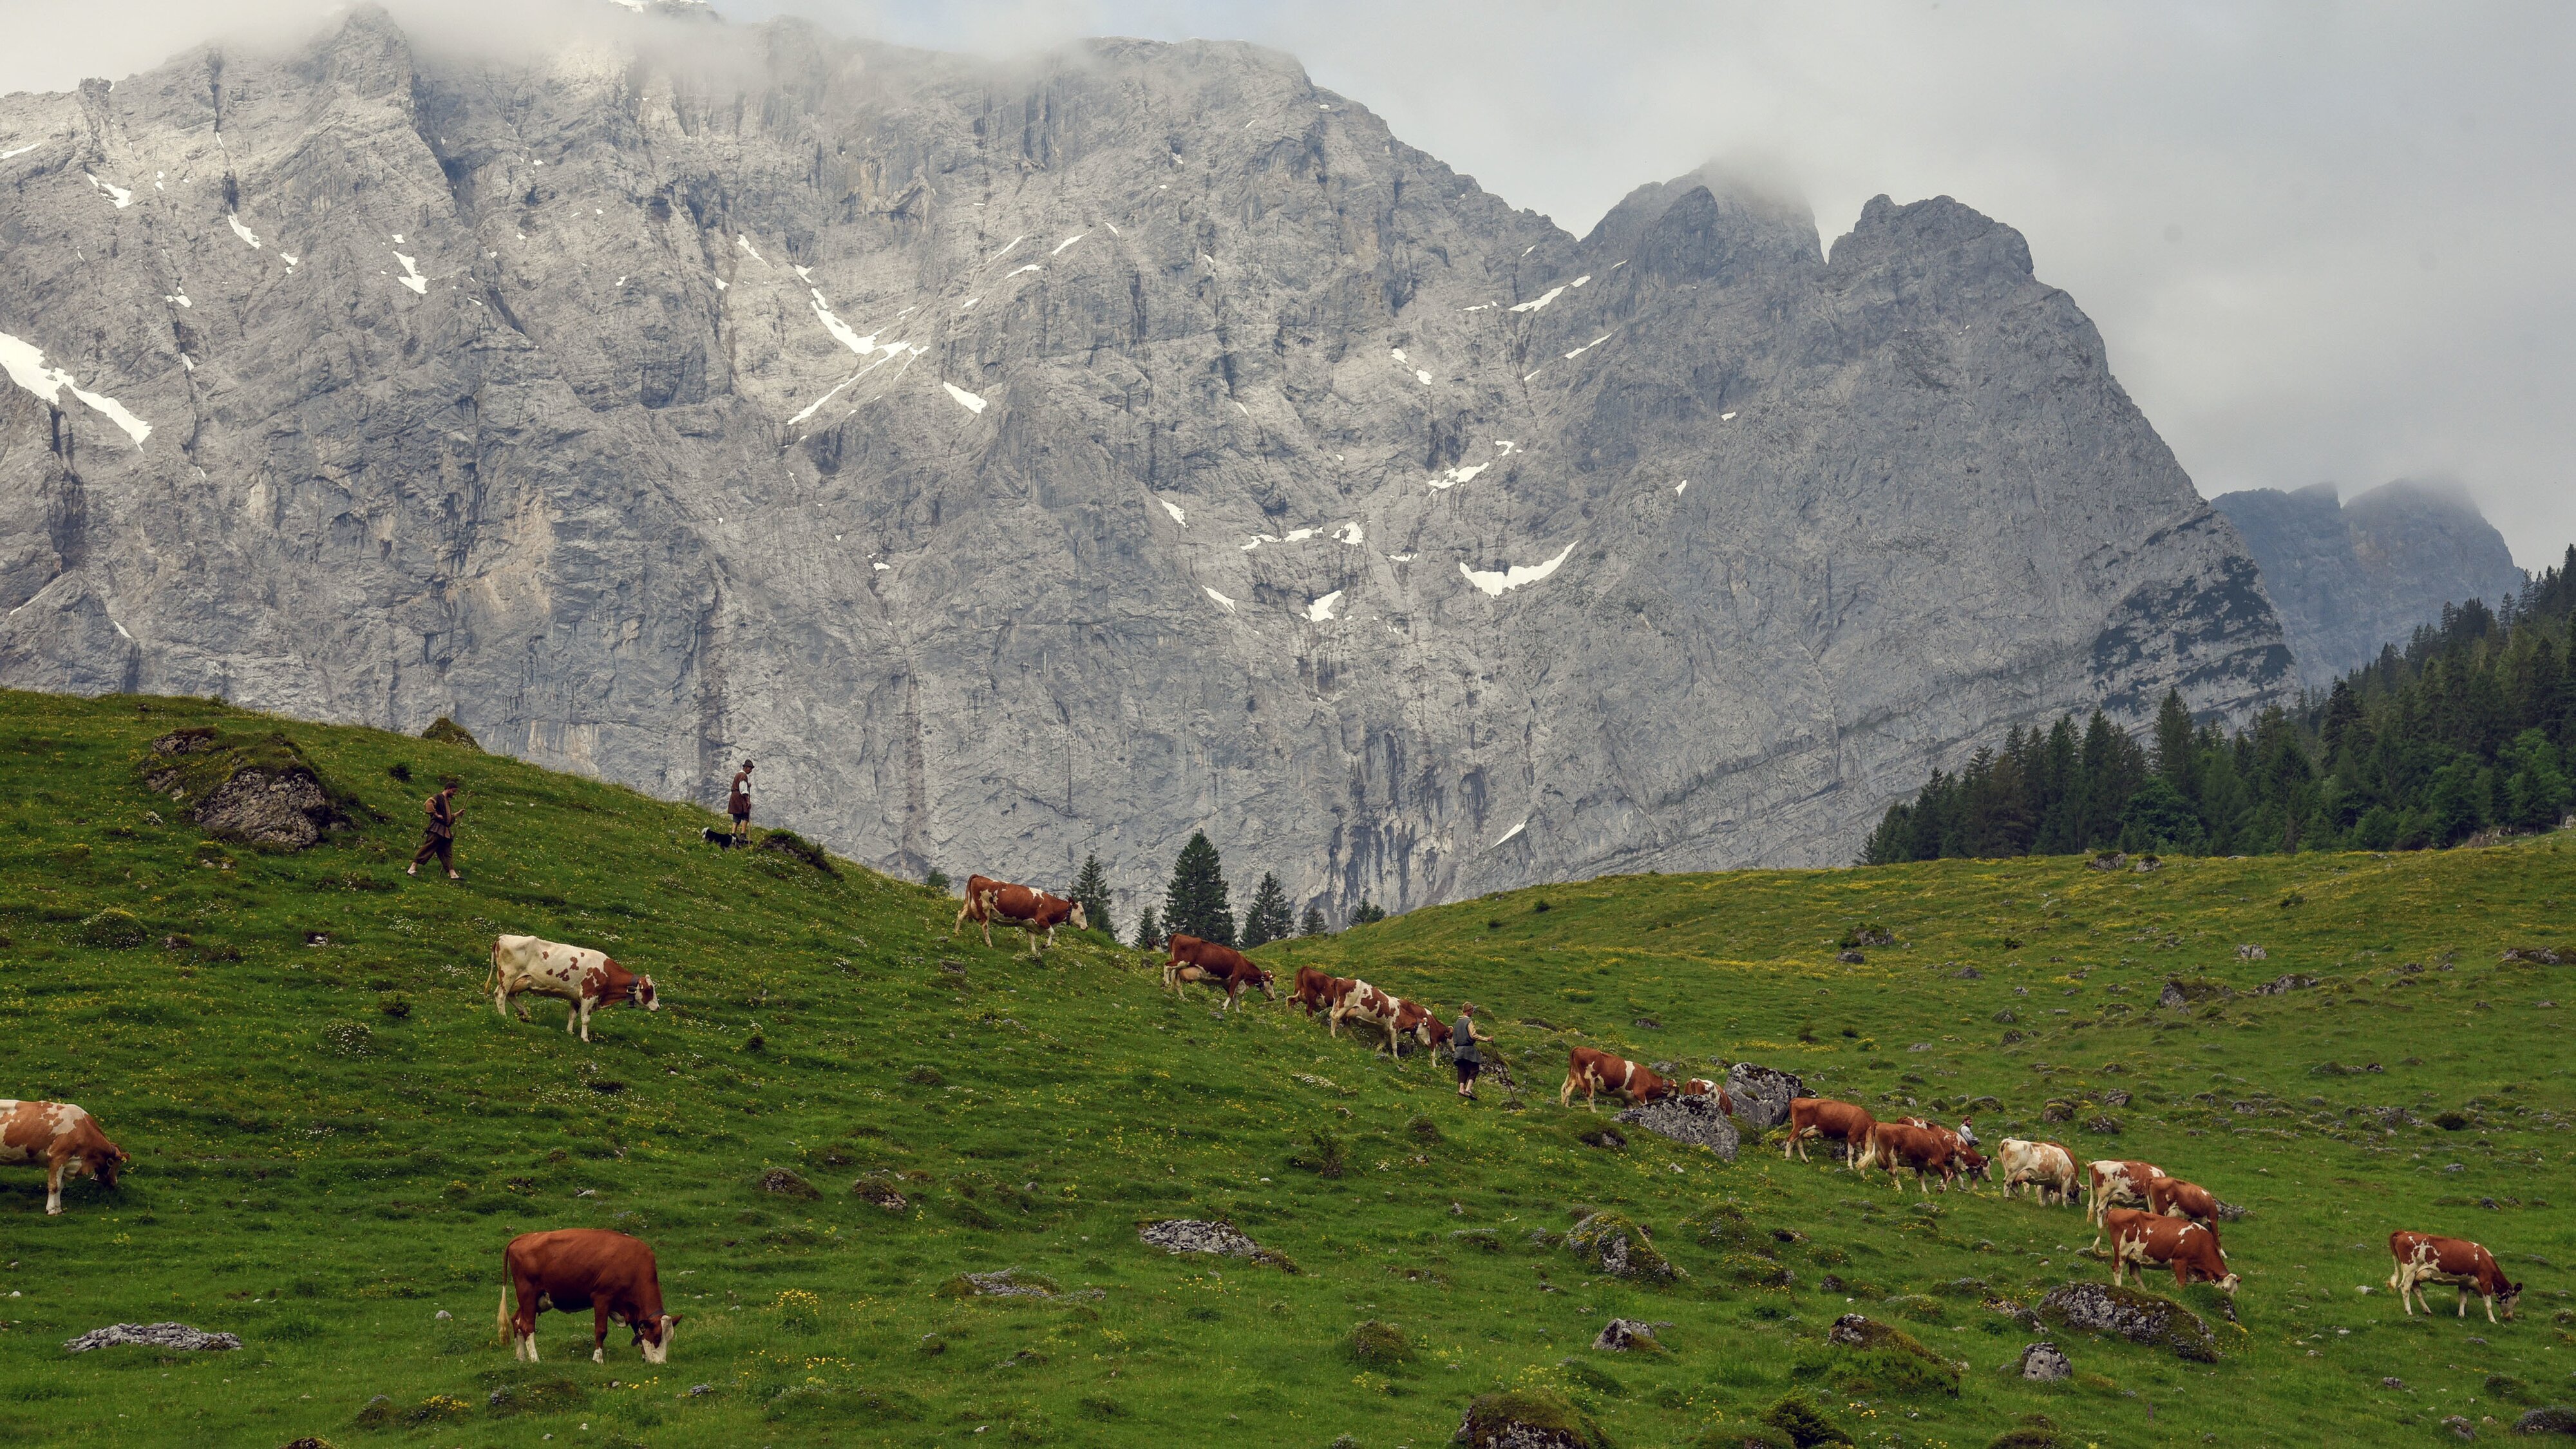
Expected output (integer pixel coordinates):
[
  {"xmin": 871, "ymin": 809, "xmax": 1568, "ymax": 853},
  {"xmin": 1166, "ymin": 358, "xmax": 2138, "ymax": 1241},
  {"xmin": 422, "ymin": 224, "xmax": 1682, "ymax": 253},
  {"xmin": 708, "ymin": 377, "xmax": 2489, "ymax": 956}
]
[
  {"xmin": 421, "ymin": 717, "xmax": 482, "ymax": 750},
  {"xmin": 141, "ymin": 729, "xmax": 357, "ymax": 849},
  {"xmin": 1823, "ymin": 1314, "xmax": 1961, "ymax": 1396},
  {"xmin": 754, "ymin": 828, "xmax": 838, "ymax": 877},
  {"xmin": 2036, "ymin": 1281, "xmax": 2217, "ymax": 1361},
  {"xmin": 1986, "ymin": 1413, "xmax": 2061, "ymax": 1448},
  {"xmin": 1762, "ymin": 1390, "xmax": 1853, "ymax": 1447},
  {"xmin": 73, "ymin": 909, "xmax": 149, "ymax": 949},
  {"xmin": 1566, "ymin": 1213, "xmax": 1683, "ymax": 1283},
  {"xmin": 1345, "ymin": 1320, "xmax": 1416, "ymax": 1371},
  {"xmin": 1693, "ymin": 1426, "xmax": 1797, "ymax": 1449},
  {"xmin": 1453, "ymin": 1389, "xmax": 1610, "ymax": 1448}
]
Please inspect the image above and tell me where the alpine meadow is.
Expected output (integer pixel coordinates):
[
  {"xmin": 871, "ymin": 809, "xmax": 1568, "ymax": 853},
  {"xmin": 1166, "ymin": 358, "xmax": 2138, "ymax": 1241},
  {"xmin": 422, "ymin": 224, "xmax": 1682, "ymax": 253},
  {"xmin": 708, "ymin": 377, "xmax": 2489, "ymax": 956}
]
[{"xmin": 2, "ymin": 690, "xmax": 2571, "ymax": 1448}]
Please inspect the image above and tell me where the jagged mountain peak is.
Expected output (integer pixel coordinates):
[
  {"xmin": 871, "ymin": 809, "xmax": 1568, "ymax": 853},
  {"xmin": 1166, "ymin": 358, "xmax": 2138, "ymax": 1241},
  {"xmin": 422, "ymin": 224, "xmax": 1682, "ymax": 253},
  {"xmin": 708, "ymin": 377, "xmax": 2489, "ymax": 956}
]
[{"xmin": 0, "ymin": 10, "xmax": 2291, "ymax": 923}]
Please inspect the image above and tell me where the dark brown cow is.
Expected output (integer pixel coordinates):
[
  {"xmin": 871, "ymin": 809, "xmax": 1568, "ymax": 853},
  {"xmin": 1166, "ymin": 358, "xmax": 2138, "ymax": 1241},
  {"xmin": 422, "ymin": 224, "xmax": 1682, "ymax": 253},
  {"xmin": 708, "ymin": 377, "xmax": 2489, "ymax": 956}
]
[
  {"xmin": 2105, "ymin": 1208, "xmax": 2238, "ymax": 1296},
  {"xmin": 1784, "ymin": 1098, "xmax": 1877, "ymax": 1168},
  {"xmin": 2388, "ymin": 1232, "xmax": 2523, "ymax": 1323},
  {"xmin": 1289, "ymin": 965, "xmax": 1347, "ymax": 1019},
  {"xmin": 0, "ymin": 1099, "xmax": 127, "ymax": 1216},
  {"xmin": 1560, "ymin": 1048, "xmax": 1676, "ymax": 1113},
  {"xmin": 498, "ymin": 1229, "xmax": 681, "ymax": 1364},
  {"xmin": 2146, "ymin": 1175, "xmax": 2221, "ymax": 1226},
  {"xmin": 1861, "ymin": 1122, "xmax": 1965, "ymax": 1195},
  {"xmin": 1164, "ymin": 934, "xmax": 1276, "ymax": 1010}
]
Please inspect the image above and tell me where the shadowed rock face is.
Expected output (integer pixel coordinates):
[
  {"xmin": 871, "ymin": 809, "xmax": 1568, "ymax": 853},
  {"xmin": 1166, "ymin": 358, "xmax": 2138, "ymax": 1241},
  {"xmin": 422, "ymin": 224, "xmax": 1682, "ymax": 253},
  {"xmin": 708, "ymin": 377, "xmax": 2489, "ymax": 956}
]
[
  {"xmin": 0, "ymin": 10, "xmax": 2291, "ymax": 921},
  {"xmin": 2214, "ymin": 480, "xmax": 2527, "ymax": 689}
]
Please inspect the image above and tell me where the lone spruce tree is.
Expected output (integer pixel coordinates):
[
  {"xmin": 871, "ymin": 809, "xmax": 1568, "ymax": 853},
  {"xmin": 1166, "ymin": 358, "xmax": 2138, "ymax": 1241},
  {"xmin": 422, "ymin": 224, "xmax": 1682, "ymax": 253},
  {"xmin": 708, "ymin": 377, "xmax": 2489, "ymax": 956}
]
[
  {"xmin": 1300, "ymin": 904, "xmax": 1326, "ymax": 937},
  {"xmin": 1131, "ymin": 905, "xmax": 1162, "ymax": 952},
  {"xmin": 1162, "ymin": 832, "xmax": 1235, "ymax": 947},
  {"xmin": 1240, "ymin": 873, "xmax": 1292, "ymax": 948},
  {"xmin": 1067, "ymin": 853, "xmax": 1115, "ymax": 940}
]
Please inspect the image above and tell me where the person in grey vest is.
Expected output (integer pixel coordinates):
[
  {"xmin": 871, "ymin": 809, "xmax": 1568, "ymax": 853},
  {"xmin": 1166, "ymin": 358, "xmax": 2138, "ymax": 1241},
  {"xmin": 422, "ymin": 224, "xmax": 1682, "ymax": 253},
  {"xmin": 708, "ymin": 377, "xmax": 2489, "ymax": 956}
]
[{"xmin": 1452, "ymin": 1001, "xmax": 1492, "ymax": 1100}]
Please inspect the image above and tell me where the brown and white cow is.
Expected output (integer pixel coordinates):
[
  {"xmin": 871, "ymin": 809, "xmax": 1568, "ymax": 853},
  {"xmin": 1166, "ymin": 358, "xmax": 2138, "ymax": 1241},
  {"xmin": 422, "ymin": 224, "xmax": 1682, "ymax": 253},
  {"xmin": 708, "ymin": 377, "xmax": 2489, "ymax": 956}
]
[
  {"xmin": 498, "ymin": 1228, "xmax": 681, "ymax": 1364},
  {"xmin": 1996, "ymin": 1139, "xmax": 2079, "ymax": 1206},
  {"xmin": 2103, "ymin": 1208, "xmax": 2238, "ymax": 1296},
  {"xmin": 974, "ymin": 883, "xmax": 1087, "ymax": 956},
  {"xmin": 489, "ymin": 935, "xmax": 659, "ymax": 1044},
  {"xmin": 2084, "ymin": 1159, "xmax": 2165, "ymax": 1247},
  {"xmin": 1394, "ymin": 999, "xmax": 1451, "ymax": 1057},
  {"xmin": 2387, "ymin": 1232, "xmax": 2523, "ymax": 1323},
  {"xmin": 1327, "ymin": 979, "xmax": 1412, "ymax": 1055},
  {"xmin": 1784, "ymin": 1098, "xmax": 1877, "ymax": 1167},
  {"xmin": 0, "ymin": 1100, "xmax": 127, "ymax": 1216},
  {"xmin": 2146, "ymin": 1175, "xmax": 2221, "ymax": 1227},
  {"xmin": 951, "ymin": 875, "xmax": 1010, "ymax": 942},
  {"xmin": 1164, "ymin": 934, "xmax": 1276, "ymax": 1010},
  {"xmin": 1560, "ymin": 1048, "xmax": 1677, "ymax": 1113},
  {"xmin": 1681, "ymin": 1079, "xmax": 1737, "ymax": 1113}
]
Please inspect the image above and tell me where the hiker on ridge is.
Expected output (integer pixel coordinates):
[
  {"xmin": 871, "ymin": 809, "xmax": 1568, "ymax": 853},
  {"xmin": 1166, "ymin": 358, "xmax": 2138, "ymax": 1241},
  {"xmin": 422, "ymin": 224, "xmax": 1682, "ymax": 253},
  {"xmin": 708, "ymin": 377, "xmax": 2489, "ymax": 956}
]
[
  {"xmin": 727, "ymin": 759, "xmax": 755, "ymax": 845},
  {"xmin": 407, "ymin": 782, "xmax": 461, "ymax": 880},
  {"xmin": 1452, "ymin": 1001, "xmax": 1493, "ymax": 1101}
]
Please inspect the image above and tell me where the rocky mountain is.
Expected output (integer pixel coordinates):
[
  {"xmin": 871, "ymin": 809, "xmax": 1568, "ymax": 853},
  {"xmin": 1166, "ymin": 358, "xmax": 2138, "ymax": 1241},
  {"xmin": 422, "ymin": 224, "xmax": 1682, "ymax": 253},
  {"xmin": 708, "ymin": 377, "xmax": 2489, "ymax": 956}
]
[
  {"xmin": 0, "ymin": 6, "xmax": 2295, "ymax": 922},
  {"xmin": 2213, "ymin": 480, "xmax": 2527, "ymax": 690}
]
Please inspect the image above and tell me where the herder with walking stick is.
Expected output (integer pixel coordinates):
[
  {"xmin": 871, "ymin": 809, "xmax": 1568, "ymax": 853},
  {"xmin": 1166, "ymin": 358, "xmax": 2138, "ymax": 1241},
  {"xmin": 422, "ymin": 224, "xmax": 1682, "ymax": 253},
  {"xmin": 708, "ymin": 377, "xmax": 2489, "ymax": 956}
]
[
  {"xmin": 1452, "ymin": 1001, "xmax": 1493, "ymax": 1101},
  {"xmin": 406, "ymin": 781, "xmax": 461, "ymax": 880}
]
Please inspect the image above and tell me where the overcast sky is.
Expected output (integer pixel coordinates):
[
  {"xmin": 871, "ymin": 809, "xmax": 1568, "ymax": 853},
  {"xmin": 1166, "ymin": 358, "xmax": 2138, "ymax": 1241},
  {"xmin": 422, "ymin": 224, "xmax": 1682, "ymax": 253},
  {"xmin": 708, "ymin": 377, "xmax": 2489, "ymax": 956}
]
[{"xmin": 10, "ymin": 1, "xmax": 2571, "ymax": 571}]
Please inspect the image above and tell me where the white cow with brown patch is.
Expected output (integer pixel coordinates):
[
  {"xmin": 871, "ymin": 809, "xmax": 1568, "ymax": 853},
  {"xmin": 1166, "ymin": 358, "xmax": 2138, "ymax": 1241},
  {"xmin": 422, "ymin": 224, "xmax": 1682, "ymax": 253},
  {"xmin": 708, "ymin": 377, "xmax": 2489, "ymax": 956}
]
[
  {"xmin": 1996, "ymin": 1139, "xmax": 2079, "ymax": 1206},
  {"xmin": 488, "ymin": 934, "xmax": 659, "ymax": 1043},
  {"xmin": 0, "ymin": 1099, "xmax": 128, "ymax": 1215}
]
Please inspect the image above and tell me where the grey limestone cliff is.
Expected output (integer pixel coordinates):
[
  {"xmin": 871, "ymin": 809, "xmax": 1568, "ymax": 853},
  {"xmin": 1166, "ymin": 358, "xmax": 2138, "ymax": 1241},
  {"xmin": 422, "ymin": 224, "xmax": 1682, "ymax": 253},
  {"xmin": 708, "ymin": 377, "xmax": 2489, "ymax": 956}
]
[
  {"xmin": 2213, "ymin": 480, "xmax": 2527, "ymax": 690},
  {"xmin": 0, "ymin": 8, "xmax": 2294, "ymax": 922}
]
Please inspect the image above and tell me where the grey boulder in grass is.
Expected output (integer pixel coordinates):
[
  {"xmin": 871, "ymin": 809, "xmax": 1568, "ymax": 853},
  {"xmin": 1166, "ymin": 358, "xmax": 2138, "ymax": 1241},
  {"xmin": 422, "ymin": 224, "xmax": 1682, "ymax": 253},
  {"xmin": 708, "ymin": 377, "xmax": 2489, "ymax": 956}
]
[
  {"xmin": 2037, "ymin": 1280, "xmax": 2218, "ymax": 1362},
  {"xmin": 64, "ymin": 1322, "xmax": 242, "ymax": 1353},
  {"xmin": 1454, "ymin": 1388, "xmax": 1611, "ymax": 1449}
]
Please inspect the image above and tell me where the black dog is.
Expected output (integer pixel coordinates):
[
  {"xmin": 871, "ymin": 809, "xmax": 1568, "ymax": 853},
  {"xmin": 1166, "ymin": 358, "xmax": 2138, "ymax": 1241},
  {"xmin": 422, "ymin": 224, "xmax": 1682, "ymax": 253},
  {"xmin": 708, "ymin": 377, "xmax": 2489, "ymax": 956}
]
[{"xmin": 701, "ymin": 826, "xmax": 740, "ymax": 849}]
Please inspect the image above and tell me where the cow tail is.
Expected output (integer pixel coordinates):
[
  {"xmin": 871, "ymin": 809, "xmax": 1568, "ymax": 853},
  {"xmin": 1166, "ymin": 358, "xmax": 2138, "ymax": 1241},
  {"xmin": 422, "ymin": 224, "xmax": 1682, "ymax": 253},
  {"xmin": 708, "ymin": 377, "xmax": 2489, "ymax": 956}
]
[{"xmin": 497, "ymin": 1280, "xmax": 512, "ymax": 1346}]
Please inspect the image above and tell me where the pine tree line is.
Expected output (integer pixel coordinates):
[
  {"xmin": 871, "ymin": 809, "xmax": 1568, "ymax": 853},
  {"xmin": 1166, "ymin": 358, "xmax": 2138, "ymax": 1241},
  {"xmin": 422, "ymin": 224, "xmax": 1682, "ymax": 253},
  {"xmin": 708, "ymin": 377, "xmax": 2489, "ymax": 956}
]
[{"xmin": 1863, "ymin": 547, "xmax": 2576, "ymax": 863}]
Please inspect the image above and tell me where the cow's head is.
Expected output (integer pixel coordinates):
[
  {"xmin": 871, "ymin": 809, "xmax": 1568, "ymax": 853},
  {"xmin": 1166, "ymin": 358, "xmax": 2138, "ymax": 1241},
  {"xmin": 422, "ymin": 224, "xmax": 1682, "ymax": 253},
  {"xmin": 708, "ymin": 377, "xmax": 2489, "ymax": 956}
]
[
  {"xmin": 634, "ymin": 976, "xmax": 659, "ymax": 1011},
  {"xmin": 635, "ymin": 1312, "xmax": 681, "ymax": 1363},
  {"xmin": 2499, "ymin": 1281, "xmax": 2524, "ymax": 1319},
  {"xmin": 88, "ymin": 1143, "xmax": 129, "ymax": 1193},
  {"xmin": 1067, "ymin": 902, "xmax": 1089, "ymax": 932},
  {"xmin": 1642, "ymin": 1076, "xmax": 1680, "ymax": 1103},
  {"xmin": 1255, "ymin": 968, "xmax": 1278, "ymax": 1001},
  {"xmin": 1957, "ymin": 1147, "xmax": 1992, "ymax": 1181}
]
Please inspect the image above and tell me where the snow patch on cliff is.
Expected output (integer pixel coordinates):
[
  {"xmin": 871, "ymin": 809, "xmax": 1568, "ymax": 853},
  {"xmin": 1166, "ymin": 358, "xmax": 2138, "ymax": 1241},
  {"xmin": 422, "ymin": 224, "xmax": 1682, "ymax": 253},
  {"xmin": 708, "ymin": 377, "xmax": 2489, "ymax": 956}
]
[{"xmin": 1459, "ymin": 542, "xmax": 1577, "ymax": 597}]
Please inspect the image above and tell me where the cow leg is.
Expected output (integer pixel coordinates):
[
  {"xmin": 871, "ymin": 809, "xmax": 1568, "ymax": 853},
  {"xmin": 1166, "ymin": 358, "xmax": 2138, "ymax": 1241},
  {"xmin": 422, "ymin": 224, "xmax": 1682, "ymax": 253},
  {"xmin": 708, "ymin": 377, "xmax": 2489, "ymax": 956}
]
[
  {"xmin": 44, "ymin": 1159, "xmax": 65, "ymax": 1215},
  {"xmin": 2458, "ymin": 1285, "xmax": 2470, "ymax": 1318},
  {"xmin": 1558, "ymin": 1074, "xmax": 1577, "ymax": 1109},
  {"xmin": 495, "ymin": 982, "xmax": 511, "ymax": 1018},
  {"xmin": 581, "ymin": 998, "xmax": 596, "ymax": 1043},
  {"xmin": 2483, "ymin": 1292, "xmax": 2498, "ymax": 1325},
  {"xmin": 594, "ymin": 1304, "xmax": 612, "ymax": 1363}
]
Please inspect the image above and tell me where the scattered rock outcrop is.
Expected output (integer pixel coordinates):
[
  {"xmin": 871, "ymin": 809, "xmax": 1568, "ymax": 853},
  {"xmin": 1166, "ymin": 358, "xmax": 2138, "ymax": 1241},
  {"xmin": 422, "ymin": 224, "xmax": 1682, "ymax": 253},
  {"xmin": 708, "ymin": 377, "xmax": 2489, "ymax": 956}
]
[
  {"xmin": 2036, "ymin": 1281, "xmax": 2217, "ymax": 1361},
  {"xmin": 1591, "ymin": 1318, "xmax": 1668, "ymax": 1353},
  {"xmin": 2016, "ymin": 1341, "xmax": 2071, "ymax": 1381},
  {"xmin": 1139, "ymin": 1219, "xmax": 1298, "ymax": 1271},
  {"xmin": 1725, "ymin": 1063, "xmax": 1806, "ymax": 1131},
  {"xmin": 1614, "ymin": 1092, "xmax": 1741, "ymax": 1160},
  {"xmin": 63, "ymin": 1322, "xmax": 242, "ymax": 1353}
]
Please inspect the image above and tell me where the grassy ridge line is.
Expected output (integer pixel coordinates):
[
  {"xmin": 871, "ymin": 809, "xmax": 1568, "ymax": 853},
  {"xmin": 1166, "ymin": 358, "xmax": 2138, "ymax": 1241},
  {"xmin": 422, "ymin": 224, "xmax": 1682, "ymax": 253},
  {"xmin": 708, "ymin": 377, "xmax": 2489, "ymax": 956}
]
[{"xmin": 0, "ymin": 690, "xmax": 2569, "ymax": 1448}]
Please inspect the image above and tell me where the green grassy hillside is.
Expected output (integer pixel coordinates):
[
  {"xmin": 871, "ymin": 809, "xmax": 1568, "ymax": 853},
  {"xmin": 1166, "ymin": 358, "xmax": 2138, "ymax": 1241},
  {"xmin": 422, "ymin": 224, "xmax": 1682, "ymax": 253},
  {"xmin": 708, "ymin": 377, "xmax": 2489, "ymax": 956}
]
[{"xmin": 1, "ymin": 689, "xmax": 2570, "ymax": 1448}]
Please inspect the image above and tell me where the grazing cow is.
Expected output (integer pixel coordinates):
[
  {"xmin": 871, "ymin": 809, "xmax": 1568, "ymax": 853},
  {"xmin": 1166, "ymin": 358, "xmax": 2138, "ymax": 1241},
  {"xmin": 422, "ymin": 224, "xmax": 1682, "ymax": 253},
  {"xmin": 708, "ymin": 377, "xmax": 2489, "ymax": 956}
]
[
  {"xmin": 488, "ymin": 935, "xmax": 659, "ymax": 1044},
  {"xmin": 1328, "ymin": 979, "xmax": 1412, "ymax": 1055},
  {"xmin": 1784, "ymin": 1098, "xmax": 1877, "ymax": 1167},
  {"xmin": 2103, "ymin": 1208, "xmax": 2238, "ymax": 1297},
  {"xmin": 1560, "ymin": 1048, "xmax": 1678, "ymax": 1112},
  {"xmin": 0, "ymin": 1100, "xmax": 127, "ymax": 1216},
  {"xmin": 2146, "ymin": 1175, "xmax": 2221, "ymax": 1226},
  {"xmin": 2084, "ymin": 1159, "xmax": 2165, "ymax": 1247},
  {"xmin": 1681, "ymin": 1079, "xmax": 1737, "ymax": 1114},
  {"xmin": 1393, "ymin": 999, "xmax": 1451, "ymax": 1057},
  {"xmin": 1996, "ymin": 1139, "xmax": 2079, "ymax": 1206},
  {"xmin": 1886, "ymin": 1118, "xmax": 1990, "ymax": 1185},
  {"xmin": 1289, "ymin": 965, "xmax": 1345, "ymax": 1019},
  {"xmin": 1861, "ymin": 1122, "xmax": 1970, "ymax": 1194},
  {"xmin": 2387, "ymin": 1232, "xmax": 2523, "ymax": 1323},
  {"xmin": 978, "ymin": 884, "xmax": 1086, "ymax": 956},
  {"xmin": 498, "ymin": 1229, "xmax": 681, "ymax": 1365},
  {"xmin": 1164, "ymin": 934, "xmax": 1276, "ymax": 1010}
]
